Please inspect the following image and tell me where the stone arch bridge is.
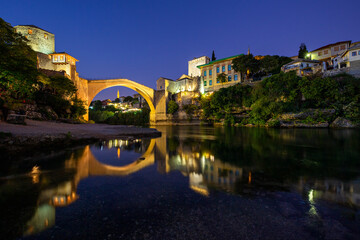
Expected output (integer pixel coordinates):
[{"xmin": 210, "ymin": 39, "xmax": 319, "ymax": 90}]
[{"xmin": 76, "ymin": 78, "xmax": 168, "ymax": 124}]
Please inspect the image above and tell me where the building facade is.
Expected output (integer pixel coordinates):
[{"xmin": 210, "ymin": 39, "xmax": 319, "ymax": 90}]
[
  {"xmin": 197, "ymin": 54, "xmax": 243, "ymax": 93},
  {"xmin": 307, "ymin": 41, "xmax": 351, "ymax": 63},
  {"xmin": 14, "ymin": 25, "xmax": 55, "ymax": 55},
  {"xmin": 281, "ymin": 59, "xmax": 321, "ymax": 76}
]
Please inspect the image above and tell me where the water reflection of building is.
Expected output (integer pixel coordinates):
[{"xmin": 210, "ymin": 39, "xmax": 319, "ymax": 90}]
[
  {"xmin": 167, "ymin": 145, "xmax": 243, "ymax": 196},
  {"xmin": 18, "ymin": 133, "xmax": 360, "ymax": 238}
]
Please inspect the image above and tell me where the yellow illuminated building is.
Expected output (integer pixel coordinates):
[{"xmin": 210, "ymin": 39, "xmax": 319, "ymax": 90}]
[{"xmin": 197, "ymin": 54, "xmax": 243, "ymax": 93}]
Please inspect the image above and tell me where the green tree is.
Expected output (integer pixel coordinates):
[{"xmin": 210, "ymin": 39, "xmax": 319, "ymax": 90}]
[
  {"xmin": 167, "ymin": 100, "xmax": 179, "ymax": 114},
  {"xmin": 232, "ymin": 54, "xmax": 259, "ymax": 81},
  {"xmin": 217, "ymin": 73, "xmax": 227, "ymax": 85},
  {"xmin": 298, "ymin": 43, "xmax": 308, "ymax": 59},
  {"xmin": 0, "ymin": 17, "xmax": 38, "ymax": 100},
  {"xmin": 259, "ymin": 55, "xmax": 279, "ymax": 74},
  {"xmin": 93, "ymin": 100, "xmax": 103, "ymax": 111},
  {"xmin": 211, "ymin": 50, "xmax": 216, "ymax": 61},
  {"xmin": 124, "ymin": 96, "xmax": 133, "ymax": 102}
]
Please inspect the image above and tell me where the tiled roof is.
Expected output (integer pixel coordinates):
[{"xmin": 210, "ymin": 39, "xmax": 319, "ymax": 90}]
[{"xmin": 311, "ymin": 40, "xmax": 351, "ymax": 52}]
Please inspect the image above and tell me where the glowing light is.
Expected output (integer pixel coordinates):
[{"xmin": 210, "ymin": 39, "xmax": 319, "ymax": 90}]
[
  {"xmin": 248, "ymin": 171, "xmax": 252, "ymax": 184},
  {"xmin": 117, "ymin": 148, "xmax": 121, "ymax": 159}
]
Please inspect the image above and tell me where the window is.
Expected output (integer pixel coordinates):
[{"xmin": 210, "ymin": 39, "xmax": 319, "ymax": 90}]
[
  {"xmin": 216, "ymin": 67, "xmax": 219, "ymax": 73},
  {"xmin": 44, "ymin": 33, "xmax": 48, "ymax": 39},
  {"xmin": 324, "ymin": 50, "xmax": 328, "ymax": 55},
  {"xmin": 28, "ymin": 29, "xmax": 32, "ymax": 34},
  {"xmin": 334, "ymin": 46, "xmax": 339, "ymax": 51},
  {"xmin": 209, "ymin": 80, "xmax": 212, "ymax": 86},
  {"xmin": 222, "ymin": 66, "xmax": 225, "ymax": 72},
  {"xmin": 53, "ymin": 56, "xmax": 58, "ymax": 62},
  {"xmin": 228, "ymin": 75, "xmax": 232, "ymax": 81},
  {"xmin": 340, "ymin": 45, "xmax": 346, "ymax": 50},
  {"xmin": 228, "ymin": 65, "xmax": 231, "ymax": 71},
  {"xmin": 59, "ymin": 55, "xmax": 64, "ymax": 61},
  {"xmin": 318, "ymin": 51, "xmax": 322, "ymax": 56},
  {"xmin": 234, "ymin": 74, "xmax": 238, "ymax": 81},
  {"xmin": 358, "ymin": 50, "xmax": 360, "ymax": 55},
  {"xmin": 160, "ymin": 86, "xmax": 162, "ymax": 89},
  {"xmin": 204, "ymin": 80, "xmax": 207, "ymax": 86},
  {"xmin": 209, "ymin": 70, "xmax": 212, "ymax": 76},
  {"xmin": 204, "ymin": 70, "xmax": 206, "ymax": 76},
  {"xmin": 352, "ymin": 51, "xmax": 357, "ymax": 57},
  {"xmin": 217, "ymin": 78, "xmax": 220, "ymax": 83}
]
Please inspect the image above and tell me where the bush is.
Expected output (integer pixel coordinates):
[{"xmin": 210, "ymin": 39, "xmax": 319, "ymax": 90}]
[{"xmin": 167, "ymin": 100, "xmax": 179, "ymax": 114}]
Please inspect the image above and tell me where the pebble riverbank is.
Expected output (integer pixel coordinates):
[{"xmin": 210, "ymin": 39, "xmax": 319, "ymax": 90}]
[{"xmin": 0, "ymin": 120, "xmax": 161, "ymax": 151}]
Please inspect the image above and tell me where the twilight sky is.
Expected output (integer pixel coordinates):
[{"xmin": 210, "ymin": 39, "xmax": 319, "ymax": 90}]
[{"xmin": 2, "ymin": 0, "xmax": 360, "ymax": 100}]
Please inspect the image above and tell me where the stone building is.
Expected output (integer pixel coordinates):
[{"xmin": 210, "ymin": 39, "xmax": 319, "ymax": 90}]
[
  {"xmin": 14, "ymin": 24, "xmax": 87, "ymax": 100},
  {"xmin": 188, "ymin": 56, "xmax": 210, "ymax": 77},
  {"xmin": 14, "ymin": 25, "xmax": 55, "ymax": 55},
  {"xmin": 197, "ymin": 54, "xmax": 243, "ymax": 93}
]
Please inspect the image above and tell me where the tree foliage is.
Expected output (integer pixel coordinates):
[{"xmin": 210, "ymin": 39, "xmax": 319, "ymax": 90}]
[
  {"xmin": 211, "ymin": 50, "xmax": 216, "ymax": 61},
  {"xmin": 217, "ymin": 73, "xmax": 227, "ymax": 84},
  {"xmin": 232, "ymin": 54, "xmax": 259, "ymax": 80},
  {"xmin": 298, "ymin": 43, "xmax": 308, "ymax": 59},
  {"xmin": 167, "ymin": 100, "xmax": 179, "ymax": 114},
  {"xmin": 0, "ymin": 17, "xmax": 38, "ymax": 99}
]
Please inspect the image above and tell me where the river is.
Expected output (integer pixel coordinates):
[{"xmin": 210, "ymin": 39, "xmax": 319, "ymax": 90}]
[{"xmin": 1, "ymin": 126, "xmax": 360, "ymax": 240}]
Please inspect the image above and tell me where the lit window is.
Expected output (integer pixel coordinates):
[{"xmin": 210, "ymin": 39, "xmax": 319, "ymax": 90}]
[
  {"xmin": 352, "ymin": 51, "xmax": 357, "ymax": 57},
  {"xmin": 358, "ymin": 51, "xmax": 360, "ymax": 55},
  {"xmin": 234, "ymin": 74, "xmax": 238, "ymax": 81},
  {"xmin": 204, "ymin": 80, "xmax": 207, "ymax": 86},
  {"xmin": 340, "ymin": 45, "xmax": 346, "ymax": 50},
  {"xmin": 228, "ymin": 65, "xmax": 231, "ymax": 71},
  {"xmin": 60, "ymin": 55, "xmax": 64, "ymax": 61},
  {"xmin": 28, "ymin": 29, "xmax": 32, "ymax": 34},
  {"xmin": 53, "ymin": 56, "xmax": 58, "ymax": 61},
  {"xmin": 318, "ymin": 51, "xmax": 322, "ymax": 56},
  {"xmin": 334, "ymin": 46, "xmax": 339, "ymax": 51},
  {"xmin": 209, "ymin": 70, "xmax": 212, "ymax": 76},
  {"xmin": 222, "ymin": 66, "xmax": 225, "ymax": 72},
  {"xmin": 209, "ymin": 80, "xmax": 212, "ymax": 86},
  {"xmin": 324, "ymin": 50, "xmax": 328, "ymax": 55},
  {"xmin": 216, "ymin": 67, "xmax": 219, "ymax": 73},
  {"xmin": 44, "ymin": 33, "xmax": 48, "ymax": 39},
  {"xmin": 228, "ymin": 75, "xmax": 232, "ymax": 81},
  {"xmin": 204, "ymin": 70, "xmax": 206, "ymax": 76}
]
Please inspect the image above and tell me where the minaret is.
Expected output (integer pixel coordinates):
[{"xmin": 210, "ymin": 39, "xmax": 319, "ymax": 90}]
[
  {"xmin": 247, "ymin": 46, "xmax": 250, "ymax": 55},
  {"xmin": 117, "ymin": 90, "xmax": 120, "ymax": 99}
]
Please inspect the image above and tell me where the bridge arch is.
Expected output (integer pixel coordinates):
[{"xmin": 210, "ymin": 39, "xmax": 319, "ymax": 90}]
[{"xmin": 86, "ymin": 79, "xmax": 156, "ymax": 122}]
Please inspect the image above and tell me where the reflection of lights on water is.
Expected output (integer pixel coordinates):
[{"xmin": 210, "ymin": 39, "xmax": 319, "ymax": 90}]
[
  {"xmin": 31, "ymin": 166, "xmax": 40, "ymax": 184},
  {"xmin": 117, "ymin": 148, "xmax": 121, "ymax": 159},
  {"xmin": 308, "ymin": 189, "xmax": 318, "ymax": 216},
  {"xmin": 248, "ymin": 171, "xmax": 252, "ymax": 184},
  {"xmin": 101, "ymin": 145, "xmax": 103, "ymax": 151},
  {"xmin": 308, "ymin": 189, "xmax": 314, "ymax": 203}
]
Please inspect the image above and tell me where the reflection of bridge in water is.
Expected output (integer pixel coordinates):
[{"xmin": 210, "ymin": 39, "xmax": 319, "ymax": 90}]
[{"xmin": 23, "ymin": 129, "xmax": 360, "ymax": 236}]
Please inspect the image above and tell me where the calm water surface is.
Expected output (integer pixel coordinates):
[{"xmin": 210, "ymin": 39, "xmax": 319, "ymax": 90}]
[{"xmin": 1, "ymin": 126, "xmax": 360, "ymax": 240}]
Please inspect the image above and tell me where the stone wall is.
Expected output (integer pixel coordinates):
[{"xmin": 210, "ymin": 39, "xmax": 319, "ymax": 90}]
[{"xmin": 14, "ymin": 25, "xmax": 55, "ymax": 54}]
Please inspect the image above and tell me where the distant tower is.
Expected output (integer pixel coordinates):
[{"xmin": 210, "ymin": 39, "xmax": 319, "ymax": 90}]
[
  {"xmin": 247, "ymin": 46, "xmax": 251, "ymax": 55},
  {"xmin": 117, "ymin": 90, "xmax": 120, "ymax": 99}
]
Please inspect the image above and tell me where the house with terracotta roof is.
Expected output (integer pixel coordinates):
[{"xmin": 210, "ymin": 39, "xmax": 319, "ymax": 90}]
[{"xmin": 307, "ymin": 41, "xmax": 351, "ymax": 63}]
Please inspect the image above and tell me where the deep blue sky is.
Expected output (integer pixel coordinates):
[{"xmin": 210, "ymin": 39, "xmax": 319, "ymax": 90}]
[{"xmin": 2, "ymin": 0, "xmax": 360, "ymax": 100}]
